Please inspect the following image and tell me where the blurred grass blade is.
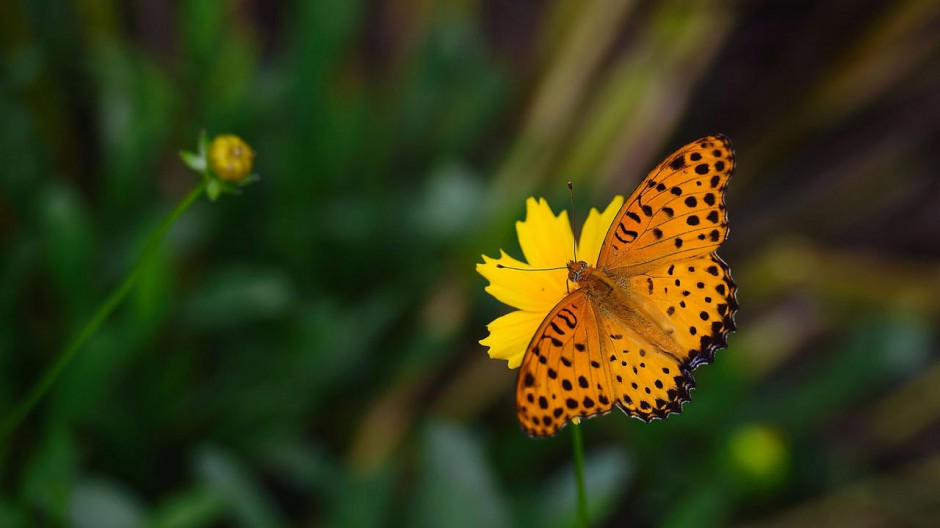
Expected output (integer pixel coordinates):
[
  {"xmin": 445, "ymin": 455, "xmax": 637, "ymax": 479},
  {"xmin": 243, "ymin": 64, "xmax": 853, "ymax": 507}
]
[
  {"xmin": 533, "ymin": 446, "xmax": 632, "ymax": 528},
  {"xmin": 194, "ymin": 446, "xmax": 285, "ymax": 528},
  {"xmin": 409, "ymin": 421, "xmax": 511, "ymax": 528},
  {"xmin": 68, "ymin": 478, "xmax": 146, "ymax": 528},
  {"xmin": 0, "ymin": 184, "xmax": 205, "ymax": 444},
  {"xmin": 490, "ymin": 0, "xmax": 635, "ymax": 202},
  {"xmin": 146, "ymin": 487, "xmax": 227, "ymax": 528}
]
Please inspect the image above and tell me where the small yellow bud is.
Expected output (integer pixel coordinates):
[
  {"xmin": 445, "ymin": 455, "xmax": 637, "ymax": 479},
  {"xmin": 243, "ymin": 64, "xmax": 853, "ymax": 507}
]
[
  {"xmin": 728, "ymin": 424, "xmax": 788, "ymax": 486},
  {"xmin": 208, "ymin": 134, "xmax": 255, "ymax": 182}
]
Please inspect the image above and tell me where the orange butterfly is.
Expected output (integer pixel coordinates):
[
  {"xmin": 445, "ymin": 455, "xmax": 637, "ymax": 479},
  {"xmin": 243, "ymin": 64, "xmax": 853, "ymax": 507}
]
[{"xmin": 516, "ymin": 135, "xmax": 738, "ymax": 437}]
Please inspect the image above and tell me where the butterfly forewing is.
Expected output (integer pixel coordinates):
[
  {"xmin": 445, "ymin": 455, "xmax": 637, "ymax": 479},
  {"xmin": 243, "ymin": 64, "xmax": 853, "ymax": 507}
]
[
  {"xmin": 516, "ymin": 290, "xmax": 618, "ymax": 437},
  {"xmin": 598, "ymin": 135, "xmax": 734, "ymax": 274}
]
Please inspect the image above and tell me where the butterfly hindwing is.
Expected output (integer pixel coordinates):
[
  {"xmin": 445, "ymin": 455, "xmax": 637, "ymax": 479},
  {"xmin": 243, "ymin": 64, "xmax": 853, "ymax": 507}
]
[
  {"xmin": 598, "ymin": 135, "xmax": 734, "ymax": 274},
  {"xmin": 594, "ymin": 312, "xmax": 697, "ymax": 421},
  {"xmin": 516, "ymin": 291, "xmax": 617, "ymax": 437},
  {"xmin": 625, "ymin": 252, "xmax": 738, "ymax": 368}
]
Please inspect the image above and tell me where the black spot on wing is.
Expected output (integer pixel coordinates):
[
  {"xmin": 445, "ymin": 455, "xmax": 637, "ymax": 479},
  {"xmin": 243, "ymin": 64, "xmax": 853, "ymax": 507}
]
[{"xmin": 615, "ymin": 223, "xmax": 638, "ymax": 243}]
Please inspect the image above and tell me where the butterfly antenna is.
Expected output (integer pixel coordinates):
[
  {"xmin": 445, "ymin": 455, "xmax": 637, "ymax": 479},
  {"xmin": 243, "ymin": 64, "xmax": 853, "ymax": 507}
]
[
  {"xmin": 568, "ymin": 181, "xmax": 578, "ymax": 262},
  {"xmin": 496, "ymin": 264, "xmax": 567, "ymax": 271}
]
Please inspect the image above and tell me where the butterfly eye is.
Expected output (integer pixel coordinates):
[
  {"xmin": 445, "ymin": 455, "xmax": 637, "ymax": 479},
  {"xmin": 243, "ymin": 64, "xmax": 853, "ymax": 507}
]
[
  {"xmin": 568, "ymin": 268, "xmax": 581, "ymax": 282},
  {"xmin": 567, "ymin": 261, "xmax": 591, "ymax": 283}
]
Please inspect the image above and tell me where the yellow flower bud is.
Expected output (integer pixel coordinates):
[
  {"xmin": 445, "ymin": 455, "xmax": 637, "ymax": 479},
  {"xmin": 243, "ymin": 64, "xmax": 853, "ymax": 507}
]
[
  {"xmin": 728, "ymin": 424, "xmax": 788, "ymax": 486},
  {"xmin": 208, "ymin": 134, "xmax": 255, "ymax": 182}
]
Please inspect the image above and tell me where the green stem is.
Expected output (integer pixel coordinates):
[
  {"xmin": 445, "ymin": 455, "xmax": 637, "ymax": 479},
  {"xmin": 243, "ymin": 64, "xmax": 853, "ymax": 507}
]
[
  {"xmin": 0, "ymin": 182, "xmax": 206, "ymax": 443},
  {"xmin": 572, "ymin": 421, "xmax": 589, "ymax": 527}
]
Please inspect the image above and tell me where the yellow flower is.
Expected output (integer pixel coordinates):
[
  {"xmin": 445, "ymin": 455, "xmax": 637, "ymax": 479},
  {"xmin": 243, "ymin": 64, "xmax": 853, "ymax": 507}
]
[
  {"xmin": 208, "ymin": 134, "xmax": 255, "ymax": 182},
  {"xmin": 477, "ymin": 196, "xmax": 624, "ymax": 368}
]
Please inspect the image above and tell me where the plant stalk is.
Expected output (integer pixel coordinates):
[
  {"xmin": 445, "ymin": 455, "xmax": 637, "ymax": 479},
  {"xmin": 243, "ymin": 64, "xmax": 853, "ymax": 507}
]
[
  {"xmin": 0, "ymin": 182, "xmax": 206, "ymax": 443},
  {"xmin": 572, "ymin": 421, "xmax": 589, "ymax": 527}
]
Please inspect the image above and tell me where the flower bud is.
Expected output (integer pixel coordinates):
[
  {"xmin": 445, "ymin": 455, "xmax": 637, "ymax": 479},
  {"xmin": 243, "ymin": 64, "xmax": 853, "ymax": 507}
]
[{"xmin": 208, "ymin": 134, "xmax": 255, "ymax": 182}]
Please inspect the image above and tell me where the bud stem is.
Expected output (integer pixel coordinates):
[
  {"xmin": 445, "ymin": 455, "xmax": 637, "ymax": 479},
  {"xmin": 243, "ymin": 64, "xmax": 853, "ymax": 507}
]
[{"xmin": 0, "ymin": 182, "xmax": 207, "ymax": 447}]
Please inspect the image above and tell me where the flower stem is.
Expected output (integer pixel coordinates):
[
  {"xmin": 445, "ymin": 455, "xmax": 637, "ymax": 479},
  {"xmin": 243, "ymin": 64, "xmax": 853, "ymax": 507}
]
[
  {"xmin": 0, "ymin": 182, "xmax": 206, "ymax": 443},
  {"xmin": 571, "ymin": 421, "xmax": 589, "ymax": 527}
]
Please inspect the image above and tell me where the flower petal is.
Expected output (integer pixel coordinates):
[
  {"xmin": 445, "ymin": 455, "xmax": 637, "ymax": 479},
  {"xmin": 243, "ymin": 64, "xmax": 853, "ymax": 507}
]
[
  {"xmin": 480, "ymin": 309, "xmax": 546, "ymax": 369},
  {"xmin": 516, "ymin": 197, "xmax": 576, "ymax": 268},
  {"xmin": 477, "ymin": 251, "xmax": 567, "ymax": 312},
  {"xmin": 577, "ymin": 196, "xmax": 624, "ymax": 266}
]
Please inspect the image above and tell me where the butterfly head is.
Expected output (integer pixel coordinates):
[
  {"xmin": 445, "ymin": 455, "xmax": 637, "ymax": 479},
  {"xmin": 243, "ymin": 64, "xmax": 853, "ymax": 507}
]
[{"xmin": 566, "ymin": 260, "xmax": 592, "ymax": 283}]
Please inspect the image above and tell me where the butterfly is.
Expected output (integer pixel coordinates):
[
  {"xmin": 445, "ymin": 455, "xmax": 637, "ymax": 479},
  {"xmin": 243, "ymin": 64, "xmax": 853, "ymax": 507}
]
[{"xmin": 517, "ymin": 135, "xmax": 738, "ymax": 437}]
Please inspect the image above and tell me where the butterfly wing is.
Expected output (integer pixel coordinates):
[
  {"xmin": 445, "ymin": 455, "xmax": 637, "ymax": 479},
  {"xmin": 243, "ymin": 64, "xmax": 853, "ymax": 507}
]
[
  {"xmin": 592, "ymin": 136, "xmax": 737, "ymax": 420},
  {"xmin": 597, "ymin": 135, "xmax": 734, "ymax": 274},
  {"xmin": 516, "ymin": 290, "xmax": 618, "ymax": 437},
  {"xmin": 595, "ymin": 313, "xmax": 697, "ymax": 421},
  {"xmin": 627, "ymin": 252, "xmax": 738, "ymax": 370},
  {"xmin": 516, "ymin": 136, "xmax": 737, "ymax": 434},
  {"xmin": 517, "ymin": 286, "xmax": 711, "ymax": 431}
]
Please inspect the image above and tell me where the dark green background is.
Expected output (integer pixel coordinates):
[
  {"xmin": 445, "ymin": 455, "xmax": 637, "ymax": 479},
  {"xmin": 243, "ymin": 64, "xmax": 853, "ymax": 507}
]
[{"xmin": 2, "ymin": 1, "xmax": 939, "ymax": 526}]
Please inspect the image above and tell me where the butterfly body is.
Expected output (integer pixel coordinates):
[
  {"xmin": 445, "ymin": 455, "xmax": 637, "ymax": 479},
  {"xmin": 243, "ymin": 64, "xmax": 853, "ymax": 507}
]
[
  {"xmin": 517, "ymin": 135, "xmax": 738, "ymax": 437},
  {"xmin": 568, "ymin": 261, "xmax": 685, "ymax": 365}
]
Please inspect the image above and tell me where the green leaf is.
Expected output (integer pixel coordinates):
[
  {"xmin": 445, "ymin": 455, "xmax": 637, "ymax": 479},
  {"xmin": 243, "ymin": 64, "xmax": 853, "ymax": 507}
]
[
  {"xmin": 90, "ymin": 39, "xmax": 176, "ymax": 211},
  {"xmin": 660, "ymin": 485, "xmax": 729, "ymax": 528},
  {"xmin": 533, "ymin": 446, "xmax": 633, "ymax": 528},
  {"xmin": 408, "ymin": 420, "xmax": 511, "ymax": 528},
  {"xmin": 332, "ymin": 467, "xmax": 399, "ymax": 528},
  {"xmin": 206, "ymin": 179, "xmax": 223, "ymax": 201},
  {"xmin": 179, "ymin": 150, "xmax": 206, "ymax": 172},
  {"xmin": 198, "ymin": 130, "xmax": 210, "ymax": 157},
  {"xmin": 181, "ymin": 266, "xmax": 293, "ymax": 328},
  {"xmin": 194, "ymin": 446, "xmax": 285, "ymax": 528},
  {"xmin": 0, "ymin": 499, "xmax": 29, "ymax": 528},
  {"xmin": 68, "ymin": 477, "xmax": 146, "ymax": 528},
  {"xmin": 145, "ymin": 487, "xmax": 226, "ymax": 528},
  {"xmin": 22, "ymin": 428, "xmax": 79, "ymax": 522},
  {"xmin": 39, "ymin": 184, "xmax": 95, "ymax": 319},
  {"xmin": 410, "ymin": 162, "xmax": 484, "ymax": 239}
]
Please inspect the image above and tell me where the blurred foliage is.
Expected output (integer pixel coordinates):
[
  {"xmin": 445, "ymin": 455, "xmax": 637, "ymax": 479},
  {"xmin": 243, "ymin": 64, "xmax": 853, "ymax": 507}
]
[{"xmin": 1, "ymin": 0, "xmax": 939, "ymax": 526}]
